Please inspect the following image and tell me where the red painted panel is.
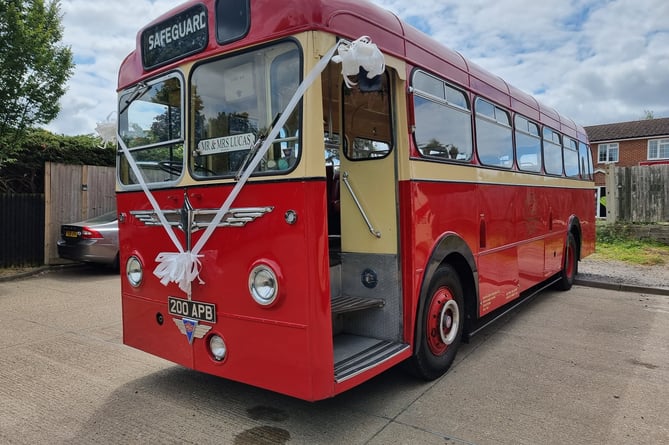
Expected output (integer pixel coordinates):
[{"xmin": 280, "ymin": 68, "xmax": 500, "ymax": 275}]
[
  {"xmin": 118, "ymin": 180, "xmax": 335, "ymax": 400},
  {"xmin": 400, "ymin": 177, "xmax": 595, "ymax": 319},
  {"xmin": 122, "ymin": 294, "xmax": 194, "ymax": 368}
]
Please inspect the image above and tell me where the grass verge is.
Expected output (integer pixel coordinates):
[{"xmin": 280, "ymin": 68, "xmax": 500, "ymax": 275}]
[{"xmin": 594, "ymin": 223, "xmax": 669, "ymax": 266}]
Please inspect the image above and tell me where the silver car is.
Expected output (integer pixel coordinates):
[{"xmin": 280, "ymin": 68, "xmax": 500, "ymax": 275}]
[{"xmin": 57, "ymin": 211, "xmax": 119, "ymax": 268}]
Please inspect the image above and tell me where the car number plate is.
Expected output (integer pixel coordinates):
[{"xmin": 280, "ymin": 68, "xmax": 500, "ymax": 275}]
[
  {"xmin": 65, "ymin": 230, "xmax": 79, "ymax": 238},
  {"xmin": 168, "ymin": 297, "xmax": 217, "ymax": 323}
]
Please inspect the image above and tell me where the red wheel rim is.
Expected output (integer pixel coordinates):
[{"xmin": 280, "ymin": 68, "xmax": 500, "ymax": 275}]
[{"xmin": 426, "ymin": 287, "xmax": 460, "ymax": 356}]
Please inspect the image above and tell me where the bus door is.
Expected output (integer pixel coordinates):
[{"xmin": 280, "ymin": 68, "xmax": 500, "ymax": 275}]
[{"xmin": 322, "ymin": 62, "xmax": 408, "ymax": 382}]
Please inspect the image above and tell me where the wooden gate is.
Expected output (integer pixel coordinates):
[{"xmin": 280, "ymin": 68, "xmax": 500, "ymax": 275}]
[
  {"xmin": 0, "ymin": 194, "xmax": 45, "ymax": 267},
  {"xmin": 44, "ymin": 162, "xmax": 115, "ymax": 264}
]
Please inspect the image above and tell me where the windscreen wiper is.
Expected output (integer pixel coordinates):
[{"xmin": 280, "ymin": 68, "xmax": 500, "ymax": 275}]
[
  {"xmin": 119, "ymin": 82, "xmax": 152, "ymax": 115},
  {"xmin": 235, "ymin": 113, "xmax": 282, "ymax": 180}
]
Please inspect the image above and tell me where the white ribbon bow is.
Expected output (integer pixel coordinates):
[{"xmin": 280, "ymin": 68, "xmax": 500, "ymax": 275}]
[
  {"xmin": 331, "ymin": 36, "xmax": 385, "ymax": 88},
  {"xmin": 153, "ymin": 252, "xmax": 204, "ymax": 295}
]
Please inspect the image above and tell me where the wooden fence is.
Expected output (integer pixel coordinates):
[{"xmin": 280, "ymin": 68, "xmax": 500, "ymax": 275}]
[
  {"xmin": 606, "ymin": 164, "xmax": 669, "ymax": 223},
  {"xmin": 44, "ymin": 162, "xmax": 116, "ymax": 264},
  {"xmin": 0, "ymin": 194, "xmax": 45, "ymax": 267}
]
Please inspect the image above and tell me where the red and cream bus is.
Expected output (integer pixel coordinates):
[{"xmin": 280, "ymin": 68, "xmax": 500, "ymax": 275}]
[{"xmin": 116, "ymin": 0, "xmax": 595, "ymax": 401}]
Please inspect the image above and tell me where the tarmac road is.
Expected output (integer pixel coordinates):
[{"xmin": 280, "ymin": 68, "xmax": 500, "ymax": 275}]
[{"xmin": 0, "ymin": 266, "xmax": 667, "ymax": 445}]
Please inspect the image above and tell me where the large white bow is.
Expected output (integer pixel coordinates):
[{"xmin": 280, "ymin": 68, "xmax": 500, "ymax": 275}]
[
  {"xmin": 153, "ymin": 252, "xmax": 204, "ymax": 295},
  {"xmin": 331, "ymin": 36, "xmax": 385, "ymax": 88}
]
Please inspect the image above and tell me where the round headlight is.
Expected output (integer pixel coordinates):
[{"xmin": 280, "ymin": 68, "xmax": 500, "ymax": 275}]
[
  {"xmin": 126, "ymin": 255, "xmax": 143, "ymax": 287},
  {"xmin": 249, "ymin": 265, "xmax": 278, "ymax": 306},
  {"xmin": 209, "ymin": 335, "xmax": 227, "ymax": 361}
]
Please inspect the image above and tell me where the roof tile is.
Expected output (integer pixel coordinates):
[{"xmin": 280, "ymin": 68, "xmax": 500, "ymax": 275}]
[{"xmin": 585, "ymin": 117, "xmax": 669, "ymax": 142}]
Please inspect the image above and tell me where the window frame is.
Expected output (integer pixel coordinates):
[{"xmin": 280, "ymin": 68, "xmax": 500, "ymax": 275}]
[
  {"xmin": 578, "ymin": 142, "xmax": 593, "ymax": 180},
  {"xmin": 411, "ymin": 70, "xmax": 473, "ymax": 163},
  {"xmin": 542, "ymin": 127, "xmax": 564, "ymax": 176},
  {"xmin": 563, "ymin": 137, "xmax": 580, "ymax": 178},
  {"xmin": 648, "ymin": 138, "xmax": 669, "ymax": 160},
  {"xmin": 117, "ymin": 71, "xmax": 186, "ymax": 188},
  {"xmin": 188, "ymin": 39, "xmax": 303, "ymax": 178},
  {"xmin": 597, "ymin": 142, "xmax": 619, "ymax": 164},
  {"xmin": 514, "ymin": 114, "xmax": 542, "ymax": 173},
  {"xmin": 474, "ymin": 97, "xmax": 513, "ymax": 169},
  {"xmin": 342, "ymin": 71, "xmax": 394, "ymax": 162}
]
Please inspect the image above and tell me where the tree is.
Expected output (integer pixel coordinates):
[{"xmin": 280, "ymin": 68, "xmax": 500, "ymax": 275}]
[{"xmin": 0, "ymin": 0, "xmax": 74, "ymax": 167}]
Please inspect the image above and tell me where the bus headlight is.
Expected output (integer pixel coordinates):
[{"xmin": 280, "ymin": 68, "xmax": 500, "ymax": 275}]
[
  {"xmin": 209, "ymin": 335, "xmax": 227, "ymax": 361},
  {"xmin": 249, "ymin": 264, "xmax": 278, "ymax": 306},
  {"xmin": 126, "ymin": 255, "xmax": 143, "ymax": 287}
]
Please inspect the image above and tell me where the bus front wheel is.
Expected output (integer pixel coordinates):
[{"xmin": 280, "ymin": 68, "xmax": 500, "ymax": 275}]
[{"xmin": 407, "ymin": 265, "xmax": 464, "ymax": 381}]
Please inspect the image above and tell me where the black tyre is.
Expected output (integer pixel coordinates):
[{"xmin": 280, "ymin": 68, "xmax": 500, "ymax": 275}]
[
  {"xmin": 406, "ymin": 265, "xmax": 464, "ymax": 380},
  {"xmin": 555, "ymin": 232, "xmax": 578, "ymax": 291}
]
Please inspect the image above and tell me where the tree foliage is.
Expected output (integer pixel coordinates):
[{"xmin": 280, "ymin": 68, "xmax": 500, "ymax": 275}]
[
  {"xmin": 0, "ymin": 128, "xmax": 115, "ymax": 193},
  {"xmin": 0, "ymin": 0, "xmax": 74, "ymax": 166}
]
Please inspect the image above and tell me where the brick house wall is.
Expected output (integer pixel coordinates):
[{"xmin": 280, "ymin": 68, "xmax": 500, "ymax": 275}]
[
  {"xmin": 592, "ymin": 139, "xmax": 650, "ymax": 186},
  {"xmin": 584, "ymin": 117, "xmax": 669, "ymax": 218}
]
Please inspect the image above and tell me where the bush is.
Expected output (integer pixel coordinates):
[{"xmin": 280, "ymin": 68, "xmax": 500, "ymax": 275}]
[
  {"xmin": 596, "ymin": 223, "xmax": 631, "ymax": 244},
  {"xmin": 0, "ymin": 128, "xmax": 115, "ymax": 193}
]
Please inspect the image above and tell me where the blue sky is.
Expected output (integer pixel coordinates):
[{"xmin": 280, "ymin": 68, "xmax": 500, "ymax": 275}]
[{"xmin": 47, "ymin": 0, "xmax": 669, "ymax": 136}]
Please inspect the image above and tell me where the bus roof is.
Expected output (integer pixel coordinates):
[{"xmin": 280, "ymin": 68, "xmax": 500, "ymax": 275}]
[{"xmin": 119, "ymin": 0, "xmax": 587, "ymax": 142}]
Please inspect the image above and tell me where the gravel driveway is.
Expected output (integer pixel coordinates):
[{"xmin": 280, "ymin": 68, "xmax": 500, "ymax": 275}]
[{"xmin": 578, "ymin": 257, "xmax": 669, "ymax": 290}]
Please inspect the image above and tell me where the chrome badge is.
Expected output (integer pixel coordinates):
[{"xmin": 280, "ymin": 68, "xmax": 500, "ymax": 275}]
[
  {"xmin": 173, "ymin": 318, "xmax": 212, "ymax": 344},
  {"xmin": 130, "ymin": 192, "xmax": 273, "ymax": 250}
]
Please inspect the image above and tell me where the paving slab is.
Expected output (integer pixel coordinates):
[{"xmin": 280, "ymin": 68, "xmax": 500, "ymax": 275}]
[{"xmin": 0, "ymin": 269, "xmax": 667, "ymax": 444}]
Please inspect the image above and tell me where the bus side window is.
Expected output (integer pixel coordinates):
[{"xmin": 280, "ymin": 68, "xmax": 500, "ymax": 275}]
[
  {"xmin": 412, "ymin": 71, "xmax": 473, "ymax": 162},
  {"xmin": 543, "ymin": 127, "xmax": 564, "ymax": 175},
  {"xmin": 564, "ymin": 138, "xmax": 580, "ymax": 178},
  {"xmin": 475, "ymin": 98, "xmax": 513, "ymax": 168},
  {"xmin": 515, "ymin": 115, "xmax": 542, "ymax": 173},
  {"xmin": 578, "ymin": 142, "xmax": 593, "ymax": 180}
]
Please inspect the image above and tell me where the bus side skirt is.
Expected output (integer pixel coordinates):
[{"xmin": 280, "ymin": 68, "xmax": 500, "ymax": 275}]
[{"xmin": 463, "ymin": 273, "xmax": 562, "ymax": 342}]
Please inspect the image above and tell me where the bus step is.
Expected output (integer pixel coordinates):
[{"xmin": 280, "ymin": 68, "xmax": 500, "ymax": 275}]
[
  {"xmin": 334, "ymin": 334, "xmax": 409, "ymax": 382},
  {"xmin": 331, "ymin": 296, "xmax": 384, "ymax": 314}
]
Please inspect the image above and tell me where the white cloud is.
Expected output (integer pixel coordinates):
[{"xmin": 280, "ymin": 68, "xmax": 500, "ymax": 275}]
[
  {"xmin": 45, "ymin": 0, "xmax": 669, "ymax": 135},
  {"xmin": 45, "ymin": 0, "xmax": 183, "ymax": 135}
]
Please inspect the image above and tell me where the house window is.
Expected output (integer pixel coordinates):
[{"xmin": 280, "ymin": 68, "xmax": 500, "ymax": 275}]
[
  {"xmin": 598, "ymin": 143, "xmax": 618, "ymax": 163},
  {"xmin": 648, "ymin": 138, "xmax": 669, "ymax": 160}
]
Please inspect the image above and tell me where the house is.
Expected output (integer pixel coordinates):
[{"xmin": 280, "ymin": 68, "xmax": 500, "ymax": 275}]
[{"xmin": 584, "ymin": 117, "xmax": 669, "ymax": 218}]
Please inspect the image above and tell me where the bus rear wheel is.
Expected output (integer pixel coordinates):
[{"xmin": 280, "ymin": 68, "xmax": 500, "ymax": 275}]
[
  {"xmin": 555, "ymin": 232, "xmax": 578, "ymax": 291},
  {"xmin": 407, "ymin": 265, "xmax": 464, "ymax": 381}
]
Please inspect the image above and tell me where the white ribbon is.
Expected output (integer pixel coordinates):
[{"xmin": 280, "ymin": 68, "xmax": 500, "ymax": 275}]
[
  {"xmin": 117, "ymin": 134, "xmax": 204, "ymax": 296},
  {"xmin": 117, "ymin": 37, "xmax": 384, "ymax": 297},
  {"xmin": 153, "ymin": 252, "xmax": 204, "ymax": 294}
]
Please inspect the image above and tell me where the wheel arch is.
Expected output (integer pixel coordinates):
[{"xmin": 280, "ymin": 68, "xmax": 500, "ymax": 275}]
[{"xmin": 416, "ymin": 233, "xmax": 479, "ymax": 340}]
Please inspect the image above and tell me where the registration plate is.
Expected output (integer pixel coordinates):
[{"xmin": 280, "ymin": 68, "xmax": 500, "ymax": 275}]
[
  {"xmin": 65, "ymin": 230, "xmax": 79, "ymax": 238},
  {"xmin": 168, "ymin": 297, "xmax": 216, "ymax": 323}
]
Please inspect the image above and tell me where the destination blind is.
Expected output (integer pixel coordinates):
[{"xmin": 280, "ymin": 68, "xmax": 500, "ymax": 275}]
[{"xmin": 141, "ymin": 4, "xmax": 209, "ymax": 69}]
